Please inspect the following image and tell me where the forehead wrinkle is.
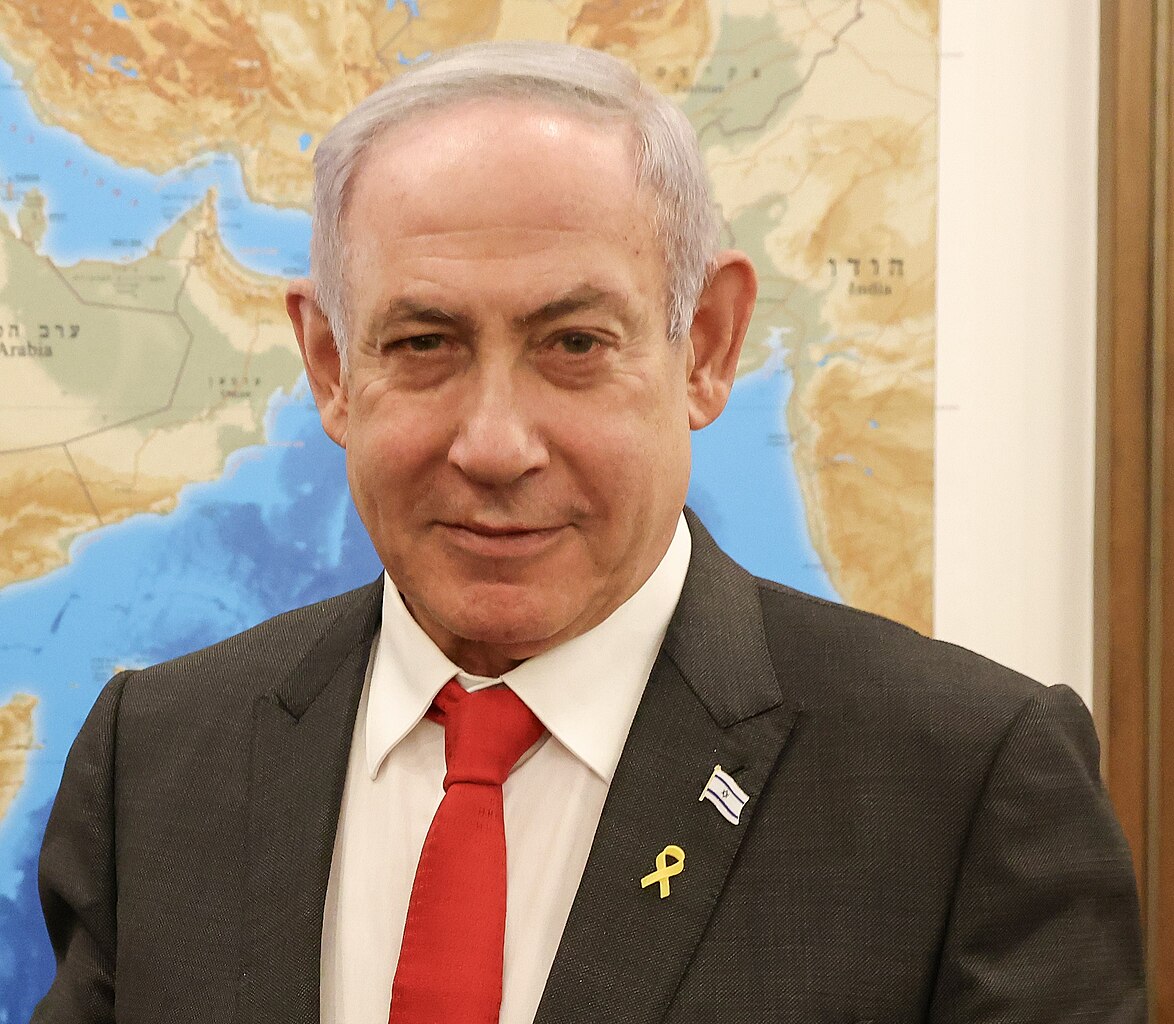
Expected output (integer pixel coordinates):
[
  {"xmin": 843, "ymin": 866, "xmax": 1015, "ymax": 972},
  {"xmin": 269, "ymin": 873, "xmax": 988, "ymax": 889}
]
[{"xmin": 383, "ymin": 224, "xmax": 636, "ymax": 257}]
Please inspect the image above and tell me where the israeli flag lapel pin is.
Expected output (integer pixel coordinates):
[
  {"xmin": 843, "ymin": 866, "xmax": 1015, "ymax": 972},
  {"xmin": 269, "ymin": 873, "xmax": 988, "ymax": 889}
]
[{"xmin": 700, "ymin": 764, "xmax": 750, "ymax": 825}]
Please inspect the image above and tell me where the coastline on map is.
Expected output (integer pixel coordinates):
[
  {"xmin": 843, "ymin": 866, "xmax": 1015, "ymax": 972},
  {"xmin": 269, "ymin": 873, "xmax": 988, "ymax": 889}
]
[
  {"xmin": 0, "ymin": 57, "xmax": 311, "ymax": 278},
  {"xmin": 0, "ymin": 693, "xmax": 37, "ymax": 825},
  {"xmin": 689, "ymin": 349, "xmax": 838, "ymax": 604}
]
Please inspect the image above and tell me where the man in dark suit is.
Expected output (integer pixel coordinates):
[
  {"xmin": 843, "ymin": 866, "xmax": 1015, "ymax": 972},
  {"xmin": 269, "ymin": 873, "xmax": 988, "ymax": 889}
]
[{"xmin": 35, "ymin": 41, "xmax": 1144, "ymax": 1023}]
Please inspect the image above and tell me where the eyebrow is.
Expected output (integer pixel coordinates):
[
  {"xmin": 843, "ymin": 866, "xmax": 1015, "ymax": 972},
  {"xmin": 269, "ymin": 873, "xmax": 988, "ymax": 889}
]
[
  {"xmin": 364, "ymin": 300, "xmax": 463, "ymax": 340},
  {"xmin": 364, "ymin": 285, "xmax": 645, "ymax": 339},
  {"xmin": 516, "ymin": 286, "xmax": 642, "ymax": 331}
]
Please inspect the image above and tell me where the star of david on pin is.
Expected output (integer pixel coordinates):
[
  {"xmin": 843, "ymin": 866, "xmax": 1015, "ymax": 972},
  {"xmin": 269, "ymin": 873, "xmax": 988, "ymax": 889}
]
[{"xmin": 700, "ymin": 764, "xmax": 749, "ymax": 824}]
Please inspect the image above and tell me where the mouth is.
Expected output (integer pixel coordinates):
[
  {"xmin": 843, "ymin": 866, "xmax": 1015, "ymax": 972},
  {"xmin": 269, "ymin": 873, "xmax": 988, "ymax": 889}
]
[{"xmin": 437, "ymin": 521, "xmax": 566, "ymax": 558}]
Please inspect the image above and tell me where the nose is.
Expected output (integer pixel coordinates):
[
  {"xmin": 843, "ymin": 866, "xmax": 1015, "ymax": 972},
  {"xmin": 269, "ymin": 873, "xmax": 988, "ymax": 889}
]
[{"xmin": 447, "ymin": 368, "xmax": 549, "ymax": 487}]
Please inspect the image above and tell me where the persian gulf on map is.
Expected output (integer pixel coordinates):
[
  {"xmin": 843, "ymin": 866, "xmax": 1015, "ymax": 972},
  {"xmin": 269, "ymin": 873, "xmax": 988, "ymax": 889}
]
[{"xmin": 0, "ymin": 1, "xmax": 938, "ymax": 1012}]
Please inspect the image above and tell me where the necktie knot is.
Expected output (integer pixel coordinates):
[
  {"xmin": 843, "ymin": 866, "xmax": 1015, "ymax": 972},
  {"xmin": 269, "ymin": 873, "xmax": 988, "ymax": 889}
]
[{"xmin": 428, "ymin": 679, "xmax": 544, "ymax": 788}]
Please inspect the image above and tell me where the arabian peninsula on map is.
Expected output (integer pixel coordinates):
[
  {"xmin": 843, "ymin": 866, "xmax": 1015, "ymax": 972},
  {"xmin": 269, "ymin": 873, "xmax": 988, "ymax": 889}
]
[{"xmin": 0, "ymin": 1, "xmax": 938, "ymax": 1011}]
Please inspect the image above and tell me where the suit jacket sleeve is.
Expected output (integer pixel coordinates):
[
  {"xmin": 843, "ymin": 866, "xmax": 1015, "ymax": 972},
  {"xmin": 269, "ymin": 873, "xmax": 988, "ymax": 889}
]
[
  {"xmin": 928, "ymin": 683, "xmax": 1145, "ymax": 1022},
  {"xmin": 32, "ymin": 672, "xmax": 129, "ymax": 1024}
]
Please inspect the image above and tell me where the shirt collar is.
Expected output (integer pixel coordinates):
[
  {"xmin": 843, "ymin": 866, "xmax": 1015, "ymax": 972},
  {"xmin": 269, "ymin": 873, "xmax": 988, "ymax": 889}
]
[{"xmin": 365, "ymin": 514, "xmax": 692, "ymax": 782}]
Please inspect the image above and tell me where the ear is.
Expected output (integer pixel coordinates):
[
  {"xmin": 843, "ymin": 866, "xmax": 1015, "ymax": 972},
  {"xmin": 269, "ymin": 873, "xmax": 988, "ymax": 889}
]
[
  {"xmin": 686, "ymin": 251, "xmax": 757, "ymax": 429},
  {"xmin": 286, "ymin": 278, "xmax": 349, "ymax": 447}
]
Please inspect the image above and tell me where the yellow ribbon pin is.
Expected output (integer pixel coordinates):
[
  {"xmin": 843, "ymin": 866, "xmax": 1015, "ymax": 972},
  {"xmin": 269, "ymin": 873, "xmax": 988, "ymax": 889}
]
[{"xmin": 640, "ymin": 844, "xmax": 685, "ymax": 899}]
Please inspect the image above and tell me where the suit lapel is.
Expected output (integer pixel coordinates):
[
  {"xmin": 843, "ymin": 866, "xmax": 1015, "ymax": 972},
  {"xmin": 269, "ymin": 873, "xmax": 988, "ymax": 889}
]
[
  {"xmin": 535, "ymin": 517, "xmax": 800, "ymax": 1024},
  {"xmin": 236, "ymin": 581, "xmax": 383, "ymax": 1024}
]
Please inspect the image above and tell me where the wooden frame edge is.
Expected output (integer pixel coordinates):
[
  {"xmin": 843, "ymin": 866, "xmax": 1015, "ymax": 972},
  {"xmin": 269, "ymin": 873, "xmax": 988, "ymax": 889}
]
[
  {"xmin": 1157, "ymin": 1, "xmax": 1173, "ymax": 1016},
  {"xmin": 1097, "ymin": 0, "xmax": 1172, "ymax": 1017},
  {"xmin": 1097, "ymin": 0, "xmax": 1155, "ymax": 896}
]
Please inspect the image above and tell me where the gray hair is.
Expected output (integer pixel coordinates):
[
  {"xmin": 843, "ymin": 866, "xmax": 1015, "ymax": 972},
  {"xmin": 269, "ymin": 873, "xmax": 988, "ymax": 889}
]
[{"xmin": 309, "ymin": 40, "xmax": 719, "ymax": 362}]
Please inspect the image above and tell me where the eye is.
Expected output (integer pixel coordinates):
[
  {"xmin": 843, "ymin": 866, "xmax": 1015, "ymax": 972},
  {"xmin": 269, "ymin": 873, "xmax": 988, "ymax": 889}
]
[
  {"xmin": 392, "ymin": 334, "xmax": 445, "ymax": 353},
  {"xmin": 557, "ymin": 332, "xmax": 600, "ymax": 355}
]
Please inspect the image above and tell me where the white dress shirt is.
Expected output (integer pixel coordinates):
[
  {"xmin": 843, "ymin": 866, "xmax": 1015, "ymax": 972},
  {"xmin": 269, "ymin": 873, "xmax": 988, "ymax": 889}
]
[{"xmin": 320, "ymin": 515, "xmax": 692, "ymax": 1024}]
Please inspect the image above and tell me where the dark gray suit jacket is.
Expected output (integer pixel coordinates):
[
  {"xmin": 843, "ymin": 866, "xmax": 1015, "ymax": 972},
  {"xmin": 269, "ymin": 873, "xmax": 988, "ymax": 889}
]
[{"xmin": 34, "ymin": 517, "xmax": 1145, "ymax": 1023}]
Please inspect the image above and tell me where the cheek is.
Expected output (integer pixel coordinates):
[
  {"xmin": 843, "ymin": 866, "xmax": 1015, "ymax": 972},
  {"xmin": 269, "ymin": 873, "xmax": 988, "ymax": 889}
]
[
  {"xmin": 343, "ymin": 417, "xmax": 422, "ymax": 519},
  {"xmin": 574, "ymin": 417, "xmax": 690, "ymax": 512},
  {"xmin": 348, "ymin": 387, "xmax": 447, "ymax": 472}
]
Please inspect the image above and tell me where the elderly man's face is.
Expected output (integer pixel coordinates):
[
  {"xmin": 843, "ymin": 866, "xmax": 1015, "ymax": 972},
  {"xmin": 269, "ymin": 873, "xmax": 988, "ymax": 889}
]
[{"xmin": 290, "ymin": 99, "xmax": 753, "ymax": 675}]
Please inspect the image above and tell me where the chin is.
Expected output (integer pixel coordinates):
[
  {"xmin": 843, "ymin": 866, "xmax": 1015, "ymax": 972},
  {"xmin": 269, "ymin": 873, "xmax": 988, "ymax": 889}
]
[{"xmin": 430, "ymin": 580, "xmax": 565, "ymax": 637}]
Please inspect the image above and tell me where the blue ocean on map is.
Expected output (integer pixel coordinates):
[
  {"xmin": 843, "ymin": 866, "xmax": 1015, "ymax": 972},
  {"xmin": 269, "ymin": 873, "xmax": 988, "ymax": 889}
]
[
  {"xmin": 0, "ymin": 46, "xmax": 834, "ymax": 1018},
  {"xmin": 0, "ymin": 58, "xmax": 311, "ymax": 278}
]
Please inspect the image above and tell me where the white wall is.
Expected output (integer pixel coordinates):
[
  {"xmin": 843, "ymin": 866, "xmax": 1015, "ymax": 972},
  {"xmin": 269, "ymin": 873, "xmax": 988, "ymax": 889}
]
[{"xmin": 934, "ymin": 0, "xmax": 1101, "ymax": 704}]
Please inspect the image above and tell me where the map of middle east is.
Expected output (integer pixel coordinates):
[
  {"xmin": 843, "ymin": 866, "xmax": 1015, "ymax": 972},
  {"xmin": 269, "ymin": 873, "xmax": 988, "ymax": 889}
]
[{"xmin": 0, "ymin": 0, "xmax": 937, "ymax": 1006}]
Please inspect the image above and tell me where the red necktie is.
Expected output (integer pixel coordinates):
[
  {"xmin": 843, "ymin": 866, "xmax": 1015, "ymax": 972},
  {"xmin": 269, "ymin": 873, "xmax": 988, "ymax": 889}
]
[{"xmin": 388, "ymin": 679, "xmax": 544, "ymax": 1024}]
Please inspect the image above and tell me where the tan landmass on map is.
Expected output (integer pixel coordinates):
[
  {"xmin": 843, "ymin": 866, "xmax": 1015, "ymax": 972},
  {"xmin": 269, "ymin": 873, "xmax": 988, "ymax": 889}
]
[
  {"xmin": 569, "ymin": 0, "xmax": 711, "ymax": 92},
  {"xmin": 0, "ymin": 694, "xmax": 37, "ymax": 825},
  {"xmin": 791, "ymin": 327, "xmax": 934, "ymax": 633},
  {"xmin": 16, "ymin": 187, "xmax": 47, "ymax": 249},
  {"xmin": 0, "ymin": 0, "xmax": 712, "ymax": 209},
  {"xmin": 0, "ymin": 443, "xmax": 189, "ymax": 588},
  {"xmin": 0, "ymin": 190, "xmax": 299, "ymax": 587},
  {"xmin": 698, "ymin": 1, "xmax": 936, "ymax": 631}
]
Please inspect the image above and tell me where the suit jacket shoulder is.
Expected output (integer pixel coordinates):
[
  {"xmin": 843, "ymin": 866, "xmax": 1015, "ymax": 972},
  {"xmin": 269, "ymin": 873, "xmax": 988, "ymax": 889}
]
[
  {"xmin": 119, "ymin": 577, "xmax": 383, "ymax": 719},
  {"xmin": 754, "ymin": 572, "xmax": 1068, "ymax": 761},
  {"xmin": 679, "ymin": 508, "xmax": 1056, "ymax": 753}
]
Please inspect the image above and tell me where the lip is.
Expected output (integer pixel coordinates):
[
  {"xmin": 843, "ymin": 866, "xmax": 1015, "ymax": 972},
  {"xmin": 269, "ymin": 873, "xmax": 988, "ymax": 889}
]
[{"xmin": 437, "ymin": 521, "xmax": 567, "ymax": 558}]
